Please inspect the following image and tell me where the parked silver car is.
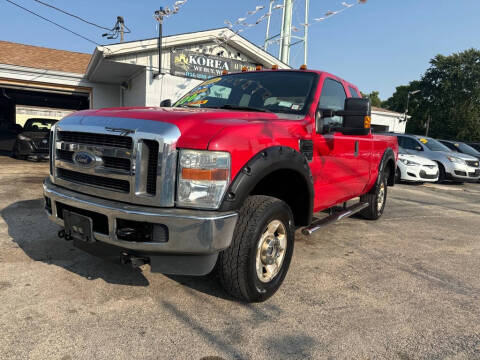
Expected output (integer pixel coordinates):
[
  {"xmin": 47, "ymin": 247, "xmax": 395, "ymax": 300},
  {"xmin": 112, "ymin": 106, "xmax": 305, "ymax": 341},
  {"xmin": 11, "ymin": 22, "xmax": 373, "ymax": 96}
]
[{"xmin": 393, "ymin": 134, "xmax": 480, "ymax": 183}]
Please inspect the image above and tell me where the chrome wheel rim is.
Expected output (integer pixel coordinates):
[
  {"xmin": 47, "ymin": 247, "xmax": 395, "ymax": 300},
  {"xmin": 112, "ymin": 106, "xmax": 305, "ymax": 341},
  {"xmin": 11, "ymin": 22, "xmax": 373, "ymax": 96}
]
[
  {"xmin": 377, "ymin": 182, "xmax": 386, "ymax": 211},
  {"xmin": 255, "ymin": 220, "xmax": 287, "ymax": 283}
]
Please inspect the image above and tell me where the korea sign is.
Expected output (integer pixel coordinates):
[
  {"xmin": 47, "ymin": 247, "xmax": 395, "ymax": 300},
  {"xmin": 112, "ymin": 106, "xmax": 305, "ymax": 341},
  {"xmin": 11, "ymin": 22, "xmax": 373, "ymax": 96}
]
[{"xmin": 170, "ymin": 50, "xmax": 257, "ymax": 80}]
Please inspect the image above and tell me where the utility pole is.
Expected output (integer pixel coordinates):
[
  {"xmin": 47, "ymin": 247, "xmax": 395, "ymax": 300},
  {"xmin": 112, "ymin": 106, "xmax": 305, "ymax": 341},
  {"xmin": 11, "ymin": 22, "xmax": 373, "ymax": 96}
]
[
  {"xmin": 280, "ymin": 0, "xmax": 293, "ymax": 64},
  {"xmin": 304, "ymin": 0, "xmax": 309, "ymax": 65},
  {"xmin": 118, "ymin": 16, "xmax": 125, "ymax": 42},
  {"xmin": 264, "ymin": 0, "xmax": 274, "ymax": 51},
  {"xmin": 153, "ymin": 8, "xmax": 165, "ymax": 78},
  {"xmin": 425, "ymin": 115, "xmax": 431, "ymax": 136}
]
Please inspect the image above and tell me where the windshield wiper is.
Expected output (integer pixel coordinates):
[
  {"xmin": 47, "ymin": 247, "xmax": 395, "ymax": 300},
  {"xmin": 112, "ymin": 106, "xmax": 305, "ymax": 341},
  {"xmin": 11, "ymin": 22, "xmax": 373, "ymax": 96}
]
[{"xmin": 210, "ymin": 104, "xmax": 272, "ymax": 113}]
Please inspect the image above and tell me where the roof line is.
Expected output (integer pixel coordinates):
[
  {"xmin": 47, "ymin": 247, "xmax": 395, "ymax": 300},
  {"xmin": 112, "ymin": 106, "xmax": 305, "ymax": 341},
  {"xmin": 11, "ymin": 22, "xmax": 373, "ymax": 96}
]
[{"xmin": 0, "ymin": 39, "xmax": 91, "ymax": 56}]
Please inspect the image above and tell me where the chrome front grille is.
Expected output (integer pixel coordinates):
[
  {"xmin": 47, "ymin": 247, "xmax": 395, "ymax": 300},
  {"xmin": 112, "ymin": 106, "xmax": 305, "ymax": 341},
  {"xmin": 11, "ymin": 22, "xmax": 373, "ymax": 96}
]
[{"xmin": 51, "ymin": 116, "xmax": 180, "ymax": 207}]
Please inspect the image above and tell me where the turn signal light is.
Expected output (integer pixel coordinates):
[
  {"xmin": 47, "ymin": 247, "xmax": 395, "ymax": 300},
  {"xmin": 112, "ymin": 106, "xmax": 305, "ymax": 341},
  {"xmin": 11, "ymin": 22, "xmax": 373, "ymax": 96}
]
[
  {"xmin": 271, "ymin": 64, "xmax": 279, "ymax": 70},
  {"xmin": 181, "ymin": 168, "xmax": 229, "ymax": 181},
  {"xmin": 364, "ymin": 116, "xmax": 371, "ymax": 128},
  {"xmin": 299, "ymin": 64, "xmax": 307, "ymax": 70},
  {"xmin": 241, "ymin": 66, "xmax": 248, "ymax": 72},
  {"xmin": 222, "ymin": 70, "xmax": 228, "ymax": 75}
]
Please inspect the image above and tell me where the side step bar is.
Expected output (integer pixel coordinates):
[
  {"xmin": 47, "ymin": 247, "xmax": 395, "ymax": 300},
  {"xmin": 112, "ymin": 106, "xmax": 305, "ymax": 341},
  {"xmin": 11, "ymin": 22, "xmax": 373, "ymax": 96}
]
[{"xmin": 302, "ymin": 202, "xmax": 369, "ymax": 236}]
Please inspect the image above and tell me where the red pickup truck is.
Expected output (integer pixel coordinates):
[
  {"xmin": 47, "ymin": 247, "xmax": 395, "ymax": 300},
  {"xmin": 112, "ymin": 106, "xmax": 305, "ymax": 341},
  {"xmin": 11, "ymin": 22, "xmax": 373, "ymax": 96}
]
[{"xmin": 44, "ymin": 69, "xmax": 398, "ymax": 302}]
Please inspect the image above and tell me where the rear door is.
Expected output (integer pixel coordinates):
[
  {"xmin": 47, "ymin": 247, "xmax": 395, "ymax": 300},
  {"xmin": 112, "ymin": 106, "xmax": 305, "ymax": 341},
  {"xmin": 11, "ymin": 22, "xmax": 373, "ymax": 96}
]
[{"xmin": 310, "ymin": 77, "xmax": 372, "ymax": 211}]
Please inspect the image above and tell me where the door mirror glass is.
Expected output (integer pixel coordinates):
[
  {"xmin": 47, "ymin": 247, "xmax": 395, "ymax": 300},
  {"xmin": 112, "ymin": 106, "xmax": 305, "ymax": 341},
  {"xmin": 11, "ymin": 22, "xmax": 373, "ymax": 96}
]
[{"xmin": 160, "ymin": 99, "xmax": 172, "ymax": 107}]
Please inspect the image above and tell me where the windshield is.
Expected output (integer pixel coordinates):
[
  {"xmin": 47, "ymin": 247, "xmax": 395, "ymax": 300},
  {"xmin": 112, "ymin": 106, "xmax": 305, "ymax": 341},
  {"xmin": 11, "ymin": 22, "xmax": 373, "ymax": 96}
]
[
  {"xmin": 174, "ymin": 71, "xmax": 318, "ymax": 115},
  {"xmin": 23, "ymin": 119, "xmax": 56, "ymax": 131},
  {"xmin": 418, "ymin": 137, "xmax": 451, "ymax": 152},
  {"xmin": 457, "ymin": 142, "xmax": 480, "ymax": 156}
]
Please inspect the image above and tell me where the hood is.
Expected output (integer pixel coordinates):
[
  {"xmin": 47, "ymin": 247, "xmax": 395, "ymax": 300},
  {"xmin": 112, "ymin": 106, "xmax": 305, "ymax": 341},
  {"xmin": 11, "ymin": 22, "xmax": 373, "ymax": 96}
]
[
  {"xmin": 69, "ymin": 107, "xmax": 303, "ymax": 150},
  {"xmin": 435, "ymin": 150, "xmax": 478, "ymax": 161},
  {"xmin": 399, "ymin": 153, "xmax": 436, "ymax": 166}
]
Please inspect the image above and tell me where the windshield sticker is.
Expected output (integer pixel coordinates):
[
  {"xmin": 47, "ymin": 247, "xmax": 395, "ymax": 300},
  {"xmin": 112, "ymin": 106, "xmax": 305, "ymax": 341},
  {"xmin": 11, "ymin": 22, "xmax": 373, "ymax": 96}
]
[
  {"xmin": 278, "ymin": 101, "xmax": 293, "ymax": 108},
  {"xmin": 185, "ymin": 99, "xmax": 208, "ymax": 106},
  {"xmin": 291, "ymin": 104, "xmax": 300, "ymax": 110},
  {"xmin": 419, "ymin": 138, "xmax": 428, "ymax": 144}
]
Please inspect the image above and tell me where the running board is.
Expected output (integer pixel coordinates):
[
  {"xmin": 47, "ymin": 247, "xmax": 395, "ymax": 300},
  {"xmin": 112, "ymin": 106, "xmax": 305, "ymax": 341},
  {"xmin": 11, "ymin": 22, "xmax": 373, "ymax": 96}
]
[{"xmin": 301, "ymin": 202, "xmax": 369, "ymax": 236}]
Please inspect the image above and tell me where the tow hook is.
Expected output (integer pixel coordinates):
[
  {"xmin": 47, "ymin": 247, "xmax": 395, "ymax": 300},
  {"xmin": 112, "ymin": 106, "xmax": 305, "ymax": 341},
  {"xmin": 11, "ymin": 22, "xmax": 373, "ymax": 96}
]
[
  {"xmin": 120, "ymin": 252, "xmax": 149, "ymax": 268},
  {"xmin": 58, "ymin": 229, "xmax": 73, "ymax": 241}
]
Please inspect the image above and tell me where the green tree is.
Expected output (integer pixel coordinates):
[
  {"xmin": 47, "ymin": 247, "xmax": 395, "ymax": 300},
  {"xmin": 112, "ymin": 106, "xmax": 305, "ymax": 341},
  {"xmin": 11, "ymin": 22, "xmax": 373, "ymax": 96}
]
[
  {"xmin": 362, "ymin": 91, "xmax": 382, "ymax": 107},
  {"xmin": 384, "ymin": 48, "xmax": 480, "ymax": 141}
]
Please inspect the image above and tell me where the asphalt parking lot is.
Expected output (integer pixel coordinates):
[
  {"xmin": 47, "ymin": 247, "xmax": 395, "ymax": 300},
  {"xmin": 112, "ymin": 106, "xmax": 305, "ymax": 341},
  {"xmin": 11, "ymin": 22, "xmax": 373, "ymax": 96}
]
[{"xmin": 1, "ymin": 155, "xmax": 479, "ymax": 360}]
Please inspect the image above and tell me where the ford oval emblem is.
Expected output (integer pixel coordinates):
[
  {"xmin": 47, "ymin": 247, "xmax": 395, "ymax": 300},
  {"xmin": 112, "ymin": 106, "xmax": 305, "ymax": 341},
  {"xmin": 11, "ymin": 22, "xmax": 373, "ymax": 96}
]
[{"xmin": 73, "ymin": 151, "xmax": 96, "ymax": 168}]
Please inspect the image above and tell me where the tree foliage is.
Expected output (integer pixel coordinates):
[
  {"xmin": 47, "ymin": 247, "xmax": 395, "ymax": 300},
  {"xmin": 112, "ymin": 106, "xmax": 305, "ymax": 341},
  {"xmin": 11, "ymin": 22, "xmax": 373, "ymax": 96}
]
[
  {"xmin": 383, "ymin": 49, "xmax": 480, "ymax": 141},
  {"xmin": 362, "ymin": 91, "xmax": 382, "ymax": 107}
]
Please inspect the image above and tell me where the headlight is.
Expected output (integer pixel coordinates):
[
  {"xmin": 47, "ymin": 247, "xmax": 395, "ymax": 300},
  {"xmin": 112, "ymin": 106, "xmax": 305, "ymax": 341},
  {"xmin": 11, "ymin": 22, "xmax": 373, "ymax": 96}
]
[
  {"xmin": 18, "ymin": 134, "xmax": 31, "ymax": 141},
  {"xmin": 447, "ymin": 156, "xmax": 465, "ymax": 164},
  {"xmin": 400, "ymin": 158, "xmax": 420, "ymax": 166},
  {"xmin": 176, "ymin": 150, "xmax": 231, "ymax": 209}
]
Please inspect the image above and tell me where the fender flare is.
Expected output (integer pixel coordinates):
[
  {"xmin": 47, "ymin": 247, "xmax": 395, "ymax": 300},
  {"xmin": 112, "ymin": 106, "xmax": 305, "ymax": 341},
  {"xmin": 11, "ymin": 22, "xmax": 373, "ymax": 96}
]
[
  {"xmin": 378, "ymin": 147, "xmax": 396, "ymax": 187},
  {"xmin": 218, "ymin": 146, "xmax": 314, "ymax": 225}
]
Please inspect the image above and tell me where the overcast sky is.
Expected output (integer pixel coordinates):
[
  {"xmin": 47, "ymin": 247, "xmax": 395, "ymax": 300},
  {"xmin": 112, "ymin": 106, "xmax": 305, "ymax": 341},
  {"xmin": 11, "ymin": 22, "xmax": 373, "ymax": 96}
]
[{"xmin": 2, "ymin": 0, "xmax": 479, "ymax": 99}]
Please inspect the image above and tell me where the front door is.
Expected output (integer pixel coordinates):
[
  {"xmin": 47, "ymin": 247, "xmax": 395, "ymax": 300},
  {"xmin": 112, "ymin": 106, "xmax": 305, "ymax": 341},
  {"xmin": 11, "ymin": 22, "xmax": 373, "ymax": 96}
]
[{"xmin": 310, "ymin": 77, "xmax": 372, "ymax": 211}]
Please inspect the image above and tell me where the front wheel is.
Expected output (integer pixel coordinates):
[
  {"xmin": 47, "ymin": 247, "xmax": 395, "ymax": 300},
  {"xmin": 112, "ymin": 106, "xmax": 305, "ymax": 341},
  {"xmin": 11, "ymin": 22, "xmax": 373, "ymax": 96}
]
[
  {"xmin": 360, "ymin": 171, "xmax": 388, "ymax": 220},
  {"xmin": 217, "ymin": 195, "xmax": 295, "ymax": 302}
]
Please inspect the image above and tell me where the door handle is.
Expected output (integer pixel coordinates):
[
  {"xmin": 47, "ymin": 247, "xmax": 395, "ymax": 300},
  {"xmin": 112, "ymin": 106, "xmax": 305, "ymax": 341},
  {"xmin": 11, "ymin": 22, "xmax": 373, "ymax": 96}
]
[{"xmin": 354, "ymin": 141, "xmax": 359, "ymax": 157}]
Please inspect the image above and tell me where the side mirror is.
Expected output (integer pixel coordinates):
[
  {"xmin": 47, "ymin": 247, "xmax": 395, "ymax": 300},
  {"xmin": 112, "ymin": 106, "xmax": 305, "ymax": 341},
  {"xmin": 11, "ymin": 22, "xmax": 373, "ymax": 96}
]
[
  {"xmin": 160, "ymin": 99, "xmax": 172, "ymax": 107},
  {"xmin": 336, "ymin": 98, "xmax": 371, "ymax": 136},
  {"xmin": 415, "ymin": 146, "xmax": 423, "ymax": 151}
]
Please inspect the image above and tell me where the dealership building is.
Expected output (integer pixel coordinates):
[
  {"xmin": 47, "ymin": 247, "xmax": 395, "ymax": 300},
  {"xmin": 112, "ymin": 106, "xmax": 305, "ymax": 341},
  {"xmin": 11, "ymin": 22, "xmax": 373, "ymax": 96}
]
[{"xmin": 0, "ymin": 27, "xmax": 406, "ymax": 132}]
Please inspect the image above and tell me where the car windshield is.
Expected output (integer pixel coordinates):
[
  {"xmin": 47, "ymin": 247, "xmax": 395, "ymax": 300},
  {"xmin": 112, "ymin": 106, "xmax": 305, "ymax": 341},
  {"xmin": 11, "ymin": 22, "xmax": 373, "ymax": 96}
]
[
  {"xmin": 456, "ymin": 142, "xmax": 480, "ymax": 156},
  {"xmin": 173, "ymin": 71, "xmax": 318, "ymax": 115},
  {"xmin": 418, "ymin": 137, "xmax": 451, "ymax": 152},
  {"xmin": 23, "ymin": 119, "xmax": 57, "ymax": 131}
]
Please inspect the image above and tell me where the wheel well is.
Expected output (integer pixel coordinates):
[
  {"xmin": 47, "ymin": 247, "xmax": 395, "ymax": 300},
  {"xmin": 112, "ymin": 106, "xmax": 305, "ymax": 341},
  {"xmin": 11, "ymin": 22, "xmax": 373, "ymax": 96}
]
[
  {"xmin": 250, "ymin": 169, "xmax": 311, "ymax": 226},
  {"xmin": 385, "ymin": 159, "xmax": 396, "ymax": 186}
]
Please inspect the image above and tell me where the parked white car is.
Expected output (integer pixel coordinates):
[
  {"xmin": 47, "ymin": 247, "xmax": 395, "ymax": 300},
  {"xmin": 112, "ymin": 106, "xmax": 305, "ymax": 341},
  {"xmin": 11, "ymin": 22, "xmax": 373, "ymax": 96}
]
[{"xmin": 396, "ymin": 147, "xmax": 439, "ymax": 183}]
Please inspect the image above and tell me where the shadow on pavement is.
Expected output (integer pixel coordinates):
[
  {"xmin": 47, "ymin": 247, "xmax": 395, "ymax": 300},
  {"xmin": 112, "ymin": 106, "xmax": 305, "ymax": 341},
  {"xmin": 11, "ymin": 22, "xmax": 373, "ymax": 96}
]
[{"xmin": 2, "ymin": 198, "xmax": 149, "ymax": 286}]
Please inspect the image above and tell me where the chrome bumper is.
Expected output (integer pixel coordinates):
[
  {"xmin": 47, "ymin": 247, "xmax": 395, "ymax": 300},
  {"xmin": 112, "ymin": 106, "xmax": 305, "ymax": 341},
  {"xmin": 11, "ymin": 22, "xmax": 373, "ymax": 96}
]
[{"xmin": 43, "ymin": 178, "xmax": 238, "ymax": 255}]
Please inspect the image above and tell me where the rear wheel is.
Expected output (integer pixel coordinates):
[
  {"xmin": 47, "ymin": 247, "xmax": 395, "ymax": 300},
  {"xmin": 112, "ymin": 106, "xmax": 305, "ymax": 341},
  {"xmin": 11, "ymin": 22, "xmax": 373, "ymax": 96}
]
[
  {"xmin": 217, "ymin": 195, "xmax": 295, "ymax": 302},
  {"xmin": 360, "ymin": 171, "xmax": 388, "ymax": 220}
]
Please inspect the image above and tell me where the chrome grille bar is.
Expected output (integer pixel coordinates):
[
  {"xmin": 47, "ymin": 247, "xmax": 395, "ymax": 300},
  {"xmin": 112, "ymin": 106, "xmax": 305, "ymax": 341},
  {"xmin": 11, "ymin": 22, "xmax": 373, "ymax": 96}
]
[{"xmin": 51, "ymin": 116, "xmax": 180, "ymax": 207}]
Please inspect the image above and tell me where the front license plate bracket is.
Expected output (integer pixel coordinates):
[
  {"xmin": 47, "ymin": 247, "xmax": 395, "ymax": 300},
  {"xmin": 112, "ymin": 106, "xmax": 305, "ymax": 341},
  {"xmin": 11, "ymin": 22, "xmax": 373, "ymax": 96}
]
[{"xmin": 63, "ymin": 210, "xmax": 95, "ymax": 243}]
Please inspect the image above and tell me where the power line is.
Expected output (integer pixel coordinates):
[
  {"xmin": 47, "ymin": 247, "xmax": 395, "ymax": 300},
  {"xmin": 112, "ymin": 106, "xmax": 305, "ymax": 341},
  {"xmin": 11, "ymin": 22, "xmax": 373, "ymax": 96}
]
[
  {"xmin": 33, "ymin": 0, "xmax": 113, "ymax": 31},
  {"xmin": 5, "ymin": 0, "xmax": 101, "ymax": 46}
]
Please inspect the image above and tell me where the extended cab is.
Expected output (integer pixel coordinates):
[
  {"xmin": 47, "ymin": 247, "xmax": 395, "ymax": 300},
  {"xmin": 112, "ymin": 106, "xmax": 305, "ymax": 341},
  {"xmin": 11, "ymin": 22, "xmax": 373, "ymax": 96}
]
[{"xmin": 44, "ymin": 69, "xmax": 398, "ymax": 302}]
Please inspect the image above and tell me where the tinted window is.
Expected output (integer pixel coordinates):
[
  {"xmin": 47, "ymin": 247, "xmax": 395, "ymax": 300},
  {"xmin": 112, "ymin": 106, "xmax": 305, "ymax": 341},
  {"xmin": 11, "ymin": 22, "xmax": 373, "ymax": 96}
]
[
  {"xmin": 348, "ymin": 86, "xmax": 360, "ymax": 98},
  {"xmin": 398, "ymin": 136, "xmax": 423, "ymax": 151},
  {"xmin": 440, "ymin": 141, "xmax": 458, "ymax": 152},
  {"xmin": 174, "ymin": 71, "xmax": 317, "ymax": 115},
  {"xmin": 23, "ymin": 119, "xmax": 56, "ymax": 131},
  {"xmin": 319, "ymin": 78, "xmax": 346, "ymax": 126},
  {"xmin": 457, "ymin": 142, "xmax": 480, "ymax": 156}
]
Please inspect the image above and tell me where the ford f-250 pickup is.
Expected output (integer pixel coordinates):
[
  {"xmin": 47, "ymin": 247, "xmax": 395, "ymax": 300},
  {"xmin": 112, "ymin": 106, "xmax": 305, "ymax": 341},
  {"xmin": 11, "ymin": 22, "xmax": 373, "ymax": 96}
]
[{"xmin": 44, "ymin": 69, "xmax": 398, "ymax": 302}]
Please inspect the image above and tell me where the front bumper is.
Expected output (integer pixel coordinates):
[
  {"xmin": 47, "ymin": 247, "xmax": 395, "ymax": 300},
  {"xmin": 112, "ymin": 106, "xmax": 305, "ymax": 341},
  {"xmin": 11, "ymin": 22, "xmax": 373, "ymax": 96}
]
[
  {"xmin": 445, "ymin": 163, "xmax": 480, "ymax": 182},
  {"xmin": 43, "ymin": 178, "xmax": 238, "ymax": 275},
  {"xmin": 400, "ymin": 164, "xmax": 439, "ymax": 182}
]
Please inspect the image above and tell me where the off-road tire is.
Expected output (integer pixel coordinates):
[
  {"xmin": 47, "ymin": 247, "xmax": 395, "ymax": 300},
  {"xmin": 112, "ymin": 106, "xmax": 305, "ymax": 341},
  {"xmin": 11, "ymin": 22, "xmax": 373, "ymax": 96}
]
[
  {"xmin": 360, "ymin": 171, "xmax": 388, "ymax": 220},
  {"xmin": 217, "ymin": 195, "xmax": 295, "ymax": 302}
]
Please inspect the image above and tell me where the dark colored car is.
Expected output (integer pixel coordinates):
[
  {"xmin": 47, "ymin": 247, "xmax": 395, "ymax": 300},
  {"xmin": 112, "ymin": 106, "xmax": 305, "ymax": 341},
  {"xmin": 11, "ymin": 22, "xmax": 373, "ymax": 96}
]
[
  {"xmin": 11, "ymin": 118, "xmax": 57, "ymax": 160},
  {"xmin": 466, "ymin": 142, "xmax": 480, "ymax": 152},
  {"xmin": 439, "ymin": 140, "xmax": 480, "ymax": 161}
]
